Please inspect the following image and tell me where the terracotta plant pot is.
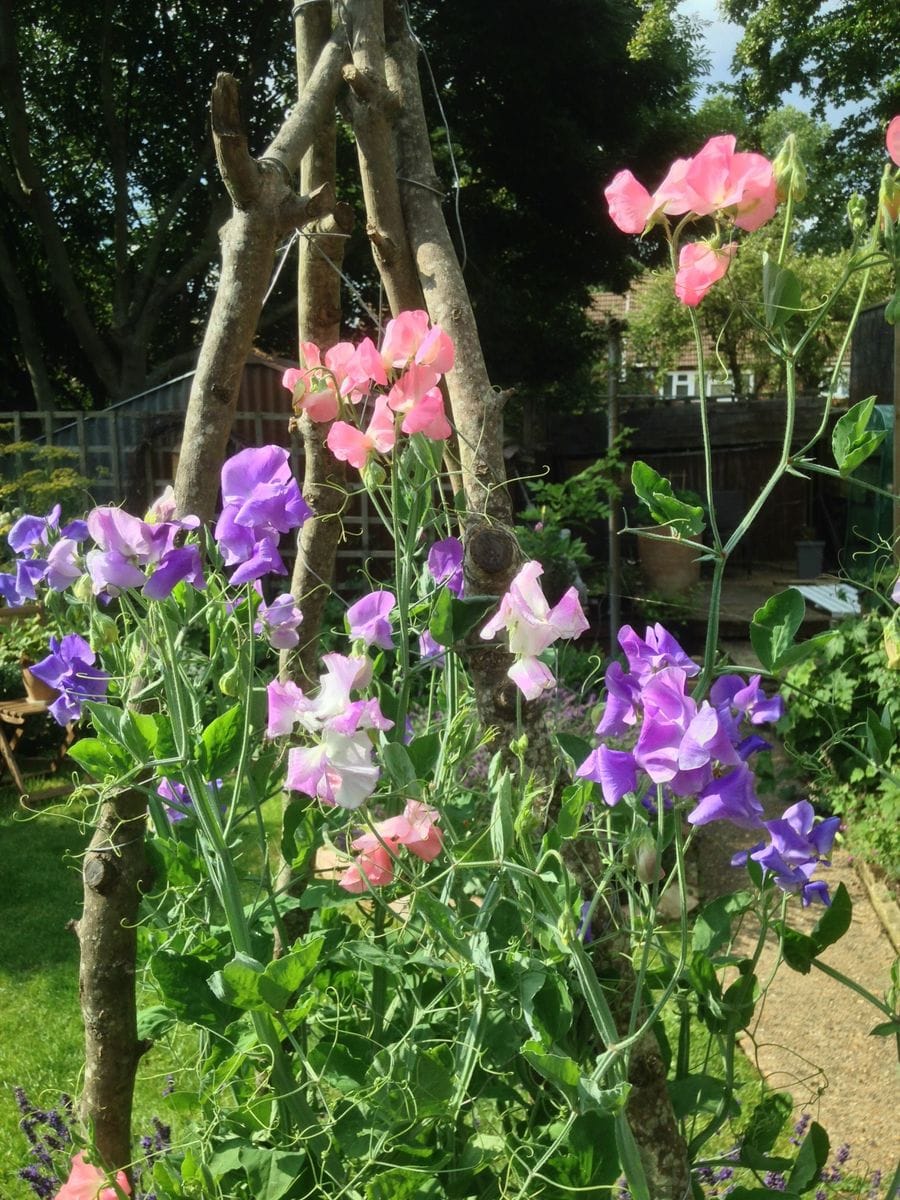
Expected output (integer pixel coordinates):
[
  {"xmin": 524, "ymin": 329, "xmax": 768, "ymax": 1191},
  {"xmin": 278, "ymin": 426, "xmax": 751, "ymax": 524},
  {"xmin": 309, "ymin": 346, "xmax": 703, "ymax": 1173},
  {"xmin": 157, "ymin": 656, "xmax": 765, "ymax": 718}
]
[
  {"xmin": 21, "ymin": 666, "xmax": 60, "ymax": 704},
  {"xmin": 638, "ymin": 525, "xmax": 701, "ymax": 597}
]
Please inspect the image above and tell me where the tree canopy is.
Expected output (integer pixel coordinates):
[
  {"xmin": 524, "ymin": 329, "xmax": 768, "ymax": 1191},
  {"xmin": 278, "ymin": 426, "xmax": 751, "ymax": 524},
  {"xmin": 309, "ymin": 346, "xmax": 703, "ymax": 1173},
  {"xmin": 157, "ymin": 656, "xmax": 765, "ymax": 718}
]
[
  {"xmin": 0, "ymin": 0, "xmax": 705, "ymax": 413},
  {"xmin": 719, "ymin": 0, "xmax": 900, "ymax": 250}
]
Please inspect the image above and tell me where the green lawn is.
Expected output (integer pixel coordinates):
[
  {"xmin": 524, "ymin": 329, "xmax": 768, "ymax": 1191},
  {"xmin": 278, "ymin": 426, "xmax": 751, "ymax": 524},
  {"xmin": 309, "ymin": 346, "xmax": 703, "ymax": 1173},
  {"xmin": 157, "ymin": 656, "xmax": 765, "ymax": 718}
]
[{"xmin": 0, "ymin": 787, "xmax": 195, "ymax": 1199}]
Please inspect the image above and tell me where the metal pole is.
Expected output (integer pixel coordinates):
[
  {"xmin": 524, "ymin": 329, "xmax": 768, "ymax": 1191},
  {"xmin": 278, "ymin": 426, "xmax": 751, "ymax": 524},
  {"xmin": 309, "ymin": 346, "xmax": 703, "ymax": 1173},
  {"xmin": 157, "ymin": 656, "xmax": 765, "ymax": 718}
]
[{"xmin": 607, "ymin": 321, "xmax": 622, "ymax": 655}]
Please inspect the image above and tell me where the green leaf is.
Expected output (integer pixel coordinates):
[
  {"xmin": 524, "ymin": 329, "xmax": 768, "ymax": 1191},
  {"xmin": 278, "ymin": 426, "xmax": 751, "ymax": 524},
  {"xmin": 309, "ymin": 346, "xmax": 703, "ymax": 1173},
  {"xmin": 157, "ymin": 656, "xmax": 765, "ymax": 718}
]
[
  {"xmin": 263, "ymin": 935, "xmax": 324, "ymax": 1004},
  {"xmin": 428, "ymin": 590, "xmax": 497, "ymax": 648},
  {"xmin": 692, "ymin": 893, "xmax": 752, "ymax": 957},
  {"xmin": 119, "ymin": 709, "xmax": 158, "ymax": 761},
  {"xmin": 490, "ymin": 770, "xmax": 514, "ymax": 859},
  {"xmin": 209, "ymin": 952, "xmax": 267, "ymax": 1012},
  {"xmin": 762, "ymin": 254, "xmax": 802, "ymax": 329},
  {"xmin": 779, "ymin": 926, "xmax": 818, "ymax": 974},
  {"xmin": 870, "ymin": 1019, "xmax": 900, "ymax": 1037},
  {"xmin": 66, "ymin": 737, "xmax": 128, "ymax": 779},
  {"xmin": 238, "ymin": 1146, "xmax": 308, "ymax": 1200},
  {"xmin": 631, "ymin": 460, "xmax": 705, "ymax": 537},
  {"xmin": 136, "ymin": 1005, "xmax": 177, "ymax": 1040},
  {"xmin": 82, "ymin": 702, "xmax": 125, "ymax": 746},
  {"xmin": 382, "ymin": 742, "xmax": 420, "ymax": 792},
  {"xmin": 865, "ymin": 707, "xmax": 894, "ymax": 765},
  {"xmin": 811, "ymin": 881, "xmax": 851, "ymax": 951},
  {"xmin": 742, "ymin": 1092, "xmax": 793, "ymax": 1156},
  {"xmin": 750, "ymin": 588, "xmax": 806, "ymax": 671},
  {"xmin": 198, "ymin": 704, "xmax": 244, "ymax": 777},
  {"xmin": 557, "ymin": 779, "xmax": 591, "ymax": 839},
  {"xmin": 151, "ymin": 951, "xmax": 230, "ymax": 1028},
  {"xmin": 668, "ymin": 1073, "xmax": 736, "ymax": 1119},
  {"xmin": 521, "ymin": 1040, "xmax": 579, "ymax": 1095},
  {"xmin": 406, "ymin": 732, "xmax": 440, "ymax": 778},
  {"xmin": 577, "ymin": 1078, "xmax": 629, "ymax": 1116},
  {"xmin": 832, "ymin": 395, "xmax": 886, "ymax": 476},
  {"xmin": 787, "ymin": 1121, "xmax": 830, "ymax": 1193}
]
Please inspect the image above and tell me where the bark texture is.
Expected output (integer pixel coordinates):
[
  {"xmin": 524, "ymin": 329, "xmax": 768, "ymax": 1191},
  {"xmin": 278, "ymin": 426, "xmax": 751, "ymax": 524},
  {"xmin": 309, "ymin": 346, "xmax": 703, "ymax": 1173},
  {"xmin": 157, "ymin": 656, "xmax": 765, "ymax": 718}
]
[
  {"xmin": 76, "ymin": 790, "xmax": 149, "ymax": 1177},
  {"xmin": 283, "ymin": 0, "xmax": 351, "ymax": 689},
  {"xmin": 174, "ymin": 36, "xmax": 348, "ymax": 522}
]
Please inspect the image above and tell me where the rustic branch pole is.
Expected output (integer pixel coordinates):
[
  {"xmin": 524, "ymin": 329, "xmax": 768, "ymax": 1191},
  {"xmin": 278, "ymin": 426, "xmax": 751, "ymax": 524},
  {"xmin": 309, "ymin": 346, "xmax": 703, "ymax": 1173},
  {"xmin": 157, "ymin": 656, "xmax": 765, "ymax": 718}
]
[
  {"xmin": 382, "ymin": 3, "xmax": 521, "ymax": 730},
  {"xmin": 282, "ymin": 0, "xmax": 353, "ymax": 689},
  {"xmin": 75, "ymin": 789, "xmax": 148, "ymax": 1179},
  {"xmin": 174, "ymin": 35, "xmax": 349, "ymax": 521}
]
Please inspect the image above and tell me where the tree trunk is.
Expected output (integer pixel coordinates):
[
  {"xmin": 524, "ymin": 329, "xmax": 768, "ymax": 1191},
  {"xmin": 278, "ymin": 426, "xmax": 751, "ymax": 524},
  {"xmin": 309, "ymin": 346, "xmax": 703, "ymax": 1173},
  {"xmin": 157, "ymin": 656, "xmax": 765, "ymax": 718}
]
[{"xmin": 75, "ymin": 789, "xmax": 148, "ymax": 1179}]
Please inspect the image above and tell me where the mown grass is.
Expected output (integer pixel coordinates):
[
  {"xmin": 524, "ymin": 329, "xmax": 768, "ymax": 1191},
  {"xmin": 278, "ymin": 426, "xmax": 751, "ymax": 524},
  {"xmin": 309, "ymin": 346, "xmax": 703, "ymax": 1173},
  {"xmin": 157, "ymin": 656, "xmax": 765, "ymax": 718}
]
[{"xmin": 0, "ymin": 784, "xmax": 195, "ymax": 1199}]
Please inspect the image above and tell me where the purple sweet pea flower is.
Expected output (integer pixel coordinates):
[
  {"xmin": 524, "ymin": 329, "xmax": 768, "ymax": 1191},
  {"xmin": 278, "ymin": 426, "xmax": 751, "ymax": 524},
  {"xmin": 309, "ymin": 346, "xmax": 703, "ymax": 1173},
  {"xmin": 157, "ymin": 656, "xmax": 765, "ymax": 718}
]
[
  {"xmin": 596, "ymin": 660, "xmax": 642, "ymax": 736},
  {"xmin": 143, "ymin": 544, "xmax": 207, "ymax": 600},
  {"xmin": 892, "ymin": 574, "xmax": 900, "ymax": 604},
  {"xmin": 347, "ymin": 590, "xmax": 396, "ymax": 650},
  {"xmin": 0, "ymin": 572, "xmax": 21, "ymax": 606},
  {"xmin": 618, "ymin": 623, "xmax": 699, "ymax": 683},
  {"xmin": 688, "ymin": 763, "xmax": 765, "ymax": 829},
  {"xmin": 427, "ymin": 537, "xmax": 464, "ymax": 597},
  {"xmin": 28, "ymin": 634, "xmax": 109, "ymax": 724},
  {"xmin": 214, "ymin": 446, "xmax": 312, "ymax": 584},
  {"xmin": 7, "ymin": 505, "xmax": 61, "ymax": 553},
  {"xmin": 254, "ymin": 593, "xmax": 303, "ymax": 650},
  {"xmin": 45, "ymin": 538, "xmax": 84, "ymax": 592},
  {"xmin": 157, "ymin": 776, "xmax": 224, "ymax": 823},
  {"xmin": 418, "ymin": 629, "xmax": 445, "ymax": 664},
  {"xmin": 577, "ymin": 744, "xmax": 638, "ymax": 806},
  {"xmin": 710, "ymin": 673, "xmax": 785, "ymax": 727}
]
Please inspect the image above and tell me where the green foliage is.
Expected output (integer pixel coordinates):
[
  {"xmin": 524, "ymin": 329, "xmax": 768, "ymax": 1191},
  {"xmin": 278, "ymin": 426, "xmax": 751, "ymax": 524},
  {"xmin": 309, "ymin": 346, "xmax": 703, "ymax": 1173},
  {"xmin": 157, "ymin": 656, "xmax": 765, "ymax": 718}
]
[
  {"xmin": 516, "ymin": 432, "xmax": 632, "ymax": 599},
  {"xmin": 720, "ymin": 0, "xmax": 900, "ymax": 251},
  {"xmin": 0, "ymin": 427, "xmax": 89, "ymax": 542},
  {"xmin": 782, "ymin": 609, "xmax": 900, "ymax": 880}
]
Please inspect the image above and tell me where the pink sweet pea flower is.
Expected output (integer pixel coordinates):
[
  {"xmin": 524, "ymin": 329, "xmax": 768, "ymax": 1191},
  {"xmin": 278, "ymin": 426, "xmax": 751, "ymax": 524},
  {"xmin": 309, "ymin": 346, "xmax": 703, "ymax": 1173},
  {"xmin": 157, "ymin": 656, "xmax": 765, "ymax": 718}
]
[
  {"xmin": 887, "ymin": 115, "xmax": 900, "ymax": 167},
  {"xmin": 326, "ymin": 395, "xmax": 396, "ymax": 470},
  {"xmin": 338, "ymin": 800, "xmax": 443, "ymax": 892},
  {"xmin": 480, "ymin": 560, "xmax": 589, "ymax": 700},
  {"xmin": 54, "ymin": 1152, "xmax": 130, "ymax": 1200},
  {"xmin": 401, "ymin": 390, "xmax": 452, "ymax": 440},
  {"xmin": 674, "ymin": 240, "xmax": 737, "ymax": 306},
  {"xmin": 604, "ymin": 169, "xmax": 653, "ymax": 234},
  {"xmin": 287, "ymin": 729, "xmax": 380, "ymax": 809},
  {"xmin": 326, "ymin": 401, "xmax": 394, "ymax": 470},
  {"xmin": 339, "ymin": 842, "xmax": 396, "ymax": 892},
  {"xmin": 381, "ymin": 310, "xmax": 455, "ymax": 374},
  {"xmin": 387, "ymin": 364, "xmax": 441, "ymax": 414}
]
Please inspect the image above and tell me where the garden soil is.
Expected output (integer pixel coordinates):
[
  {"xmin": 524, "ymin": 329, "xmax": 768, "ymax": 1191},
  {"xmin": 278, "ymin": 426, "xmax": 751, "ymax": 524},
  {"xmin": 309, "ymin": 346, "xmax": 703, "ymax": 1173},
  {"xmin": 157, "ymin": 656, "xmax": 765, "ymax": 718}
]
[{"xmin": 693, "ymin": 807, "xmax": 900, "ymax": 1180}]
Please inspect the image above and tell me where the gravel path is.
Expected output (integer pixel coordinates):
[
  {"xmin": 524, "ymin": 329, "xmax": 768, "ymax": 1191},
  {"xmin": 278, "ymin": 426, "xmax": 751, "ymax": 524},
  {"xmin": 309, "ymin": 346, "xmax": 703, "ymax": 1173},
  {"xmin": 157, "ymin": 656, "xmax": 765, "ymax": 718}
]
[{"xmin": 693, "ymin": 814, "xmax": 899, "ymax": 1181}]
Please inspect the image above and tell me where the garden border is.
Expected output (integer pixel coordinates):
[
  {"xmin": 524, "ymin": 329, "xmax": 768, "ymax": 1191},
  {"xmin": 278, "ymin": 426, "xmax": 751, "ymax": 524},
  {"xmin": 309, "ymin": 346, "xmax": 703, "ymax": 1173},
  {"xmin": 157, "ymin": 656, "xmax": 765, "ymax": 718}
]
[{"xmin": 855, "ymin": 861, "xmax": 900, "ymax": 954}]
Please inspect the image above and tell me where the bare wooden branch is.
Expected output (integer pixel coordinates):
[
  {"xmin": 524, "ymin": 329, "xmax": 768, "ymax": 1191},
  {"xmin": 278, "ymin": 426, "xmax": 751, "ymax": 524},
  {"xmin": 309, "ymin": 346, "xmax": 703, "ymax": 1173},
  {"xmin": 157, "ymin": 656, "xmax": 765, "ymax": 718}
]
[
  {"xmin": 78, "ymin": 789, "xmax": 149, "ymax": 1180},
  {"xmin": 174, "ymin": 35, "xmax": 348, "ymax": 522},
  {"xmin": 341, "ymin": 0, "xmax": 423, "ymax": 315}
]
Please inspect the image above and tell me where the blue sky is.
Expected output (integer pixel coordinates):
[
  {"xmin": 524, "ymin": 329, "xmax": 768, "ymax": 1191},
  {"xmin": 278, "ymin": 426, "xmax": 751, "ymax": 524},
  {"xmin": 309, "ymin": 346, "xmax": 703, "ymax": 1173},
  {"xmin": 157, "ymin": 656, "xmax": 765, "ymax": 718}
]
[{"xmin": 678, "ymin": 0, "xmax": 743, "ymax": 91}]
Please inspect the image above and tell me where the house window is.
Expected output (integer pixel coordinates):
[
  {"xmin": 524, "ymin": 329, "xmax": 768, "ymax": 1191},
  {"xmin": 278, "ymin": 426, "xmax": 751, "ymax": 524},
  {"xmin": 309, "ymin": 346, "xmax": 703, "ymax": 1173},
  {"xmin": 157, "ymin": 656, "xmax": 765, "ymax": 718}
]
[{"xmin": 664, "ymin": 370, "xmax": 695, "ymax": 399}]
